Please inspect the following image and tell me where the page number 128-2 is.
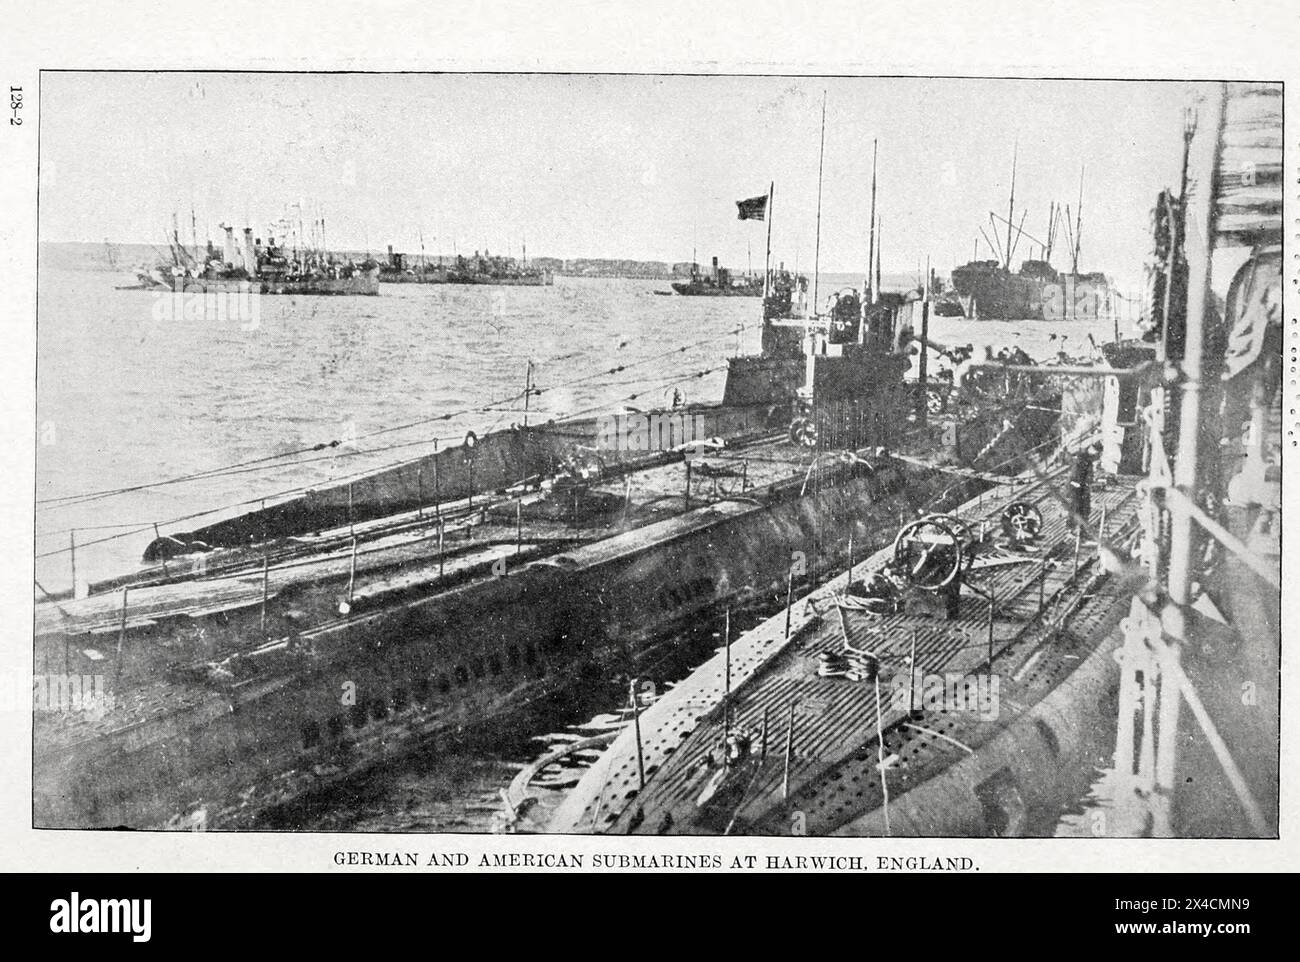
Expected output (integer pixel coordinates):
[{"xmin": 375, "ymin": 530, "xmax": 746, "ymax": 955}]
[{"xmin": 9, "ymin": 87, "xmax": 22, "ymax": 126}]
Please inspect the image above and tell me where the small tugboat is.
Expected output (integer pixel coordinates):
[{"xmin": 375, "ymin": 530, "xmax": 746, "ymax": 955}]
[
  {"xmin": 678, "ymin": 185, "xmax": 807, "ymax": 312},
  {"xmin": 671, "ymin": 256, "xmax": 763, "ymax": 297}
]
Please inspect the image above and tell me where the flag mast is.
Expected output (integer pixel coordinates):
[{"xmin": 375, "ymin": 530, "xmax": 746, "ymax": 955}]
[
  {"xmin": 812, "ymin": 90, "xmax": 827, "ymax": 318},
  {"xmin": 867, "ymin": 138, "xmax": 878, "ymax": 303},
  {"xmin": 762, "ymin": 180, "xmax": 774, "ymax": 304}
]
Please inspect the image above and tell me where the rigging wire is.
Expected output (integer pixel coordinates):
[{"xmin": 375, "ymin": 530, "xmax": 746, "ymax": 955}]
[
  {"xmin": 37, "ymin": 324, "xmax": 746, "ymax": 510},
  {"xmin": 34, "ymin": 362, "xmax": 734, "ymax": 559}
]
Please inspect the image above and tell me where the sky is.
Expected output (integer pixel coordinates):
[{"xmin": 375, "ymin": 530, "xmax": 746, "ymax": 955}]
[{"xmin": 38, "ymin": 73, "xmax": 1213, "ymax": 284}]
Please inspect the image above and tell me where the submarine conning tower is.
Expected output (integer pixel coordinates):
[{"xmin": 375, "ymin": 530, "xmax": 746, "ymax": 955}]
[{"xmin": 722, "ymin": 286, "xmax": 911, "ymax": 451}]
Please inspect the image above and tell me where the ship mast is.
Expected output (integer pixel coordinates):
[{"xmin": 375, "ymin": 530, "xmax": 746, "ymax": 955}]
[
  {"xmin": 171, "ymin": 213, "xmax": 183, "ymax": 267},
  {"xmin": 761, "ymin": 181, "xmax": 774, "ymax": 304},
  {"xmin": 811, "ymin": 90, "xmax": 827, "ymax": 317},
  {"xmin": 1004, "ymin": 142, "xmax": 1018, "ymax": 270},
  {"xmin": 874, "ymin": 213, "xmax": 881, "ymax": 299},
  {"xmin": 1071, "ymin": 166, "xmax": 1084, "ymax": 274},
  {"xmin": 867, "ymin": 138, "xmax": 878, "ymax": 302},
  {"xmin": 1044, "ymin": 202, "xmax": 1055, "ymax": 265}
]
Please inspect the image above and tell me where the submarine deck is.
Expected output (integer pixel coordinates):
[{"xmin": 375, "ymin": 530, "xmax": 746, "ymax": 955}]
[
  {"xmin": 35, "ymin": 429, "xmax": 806, "ymax": 639},
  {"xmin": 550, "ymin": 465, "xmax": 1142, "ymax": 834}
]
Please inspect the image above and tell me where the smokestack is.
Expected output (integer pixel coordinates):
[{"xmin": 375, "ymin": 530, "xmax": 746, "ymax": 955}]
[
  {"xmin": 243, "ymin": 228, "xmax": 256, "ymax": 275},
  {"xmin": 222, "ymin": 225, "xmax": 236, "ymax": 266}
]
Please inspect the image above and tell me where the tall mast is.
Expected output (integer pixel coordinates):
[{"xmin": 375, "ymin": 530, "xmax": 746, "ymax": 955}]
[
  {"xmin": 874, "ymin": 213, "xmax": 882, "ymax": 297},
  {"xmin": 1004, "ymin": 143, "xmax": 1018, "ymax": 270},
  {"xmin": 867, "ymin": 138, "xmax": 878, "ymax": 302},
  {"xmin": 1072, "ymin": 166, "xmax": 1085, "ymax": 274},
  {"xmin": 761, "ymin": 181, "xmax": 774, "ymax": 304},
  {"xmin": 811, "ymin": 90, "xmax": 827, "ymax": 316},
  {"xmin": 1045, "ymin": 201, "xmax": 1055, "ymax": 264}
]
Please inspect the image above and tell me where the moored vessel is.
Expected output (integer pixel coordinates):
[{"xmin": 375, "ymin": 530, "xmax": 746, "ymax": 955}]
[
  {"xmin": 379, "ymin": 246, "xmax": 553, "ymax": 286},
  {"xmin": 949, "ymin": 156, "xmax": 1113, "ymax": 320},
  {"xmin": 139, "ymin": 223, "xmax": 380, "ymax": 296},
  {"xmin": 670, "ymin": 256, "xmax": 763, "ymax": 297}
]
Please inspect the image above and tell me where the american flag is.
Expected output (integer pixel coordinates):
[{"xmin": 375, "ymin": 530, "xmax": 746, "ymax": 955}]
[{"xmin": 736, "ymin": 194, "xmax": 767, "ymax": 221}]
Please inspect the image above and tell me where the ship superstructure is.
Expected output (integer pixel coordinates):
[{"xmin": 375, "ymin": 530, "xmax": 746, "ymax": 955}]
[{"xmin": 140, "ymin": 219, "xmax": 380, "ymax": 296}]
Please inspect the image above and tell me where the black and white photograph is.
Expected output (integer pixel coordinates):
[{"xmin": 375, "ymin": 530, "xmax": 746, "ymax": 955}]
[{"xmin": 25, "ymin": 69, "xmax": 1282, "ymax": 843}]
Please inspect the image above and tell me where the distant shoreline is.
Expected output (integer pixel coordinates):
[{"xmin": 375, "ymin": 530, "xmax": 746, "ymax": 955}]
[{"xmin": 38, "ymin": 240, "xmax": 924, "ymax": 283}]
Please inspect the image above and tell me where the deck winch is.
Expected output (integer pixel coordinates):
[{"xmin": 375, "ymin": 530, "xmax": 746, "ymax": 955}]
[{"xmin": 890, "ymin": 514, "xmax": 977, "ymax": 619}]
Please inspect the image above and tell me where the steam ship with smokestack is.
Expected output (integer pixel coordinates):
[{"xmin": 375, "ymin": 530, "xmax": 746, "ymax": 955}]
[
  {"xmin": 671, "ymin": 256, "xmax": 765, "ymax": 297},
  {"xmin": 949, "ymin": 153, "xmax": 1114, "ymax": 320},
  {"xmin": 672, "ymin": 257, "xmax": 808, "ymax": 316},
  {"xmin": 673, "ymin": 188, "xmax": 808, "ymax": 317},
  {"xmin": 139, "ymin": 219, "xmax": 380, "ymax": 295},
  {"xmin": 34, "ymin": 105, "xmax": 1063, "ymax": 830}
]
